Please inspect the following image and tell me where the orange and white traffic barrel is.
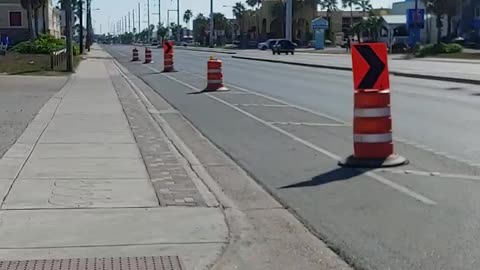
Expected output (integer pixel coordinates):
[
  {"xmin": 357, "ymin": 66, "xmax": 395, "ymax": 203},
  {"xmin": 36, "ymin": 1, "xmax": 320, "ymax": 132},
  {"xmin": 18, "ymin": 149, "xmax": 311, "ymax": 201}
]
[
  {"xmin": 132, "ymin": 48, "xmax": 139, "ymax": 61},
  {"xmin": 163, "ymin": 53, "xmax": 174, "ymax": 72},
  {"xmin": 339, "ymin": 43, "xmax": 407, "ymax": 168},
  {"xmin": 144, "ymin": 47, "xmax": 152, "ymax": 64},
  {"xmin": 204, "ymin": 57, "xmax": 228, "ymax": 92},
  {"xmin": 162, "ymin": 41, "xmax": 175, "ymax": 72}
]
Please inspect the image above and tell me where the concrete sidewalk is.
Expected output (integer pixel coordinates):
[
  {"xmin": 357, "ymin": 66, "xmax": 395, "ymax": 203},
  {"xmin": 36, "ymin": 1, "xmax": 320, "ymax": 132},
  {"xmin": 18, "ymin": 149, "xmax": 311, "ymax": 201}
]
[
  {"xmin": 233, "ymin": 51, "xmax": 480, "ymax": 85},
  {"xmin": 0, "ymin": 46, "xmax": 227, "ymax": 269}
]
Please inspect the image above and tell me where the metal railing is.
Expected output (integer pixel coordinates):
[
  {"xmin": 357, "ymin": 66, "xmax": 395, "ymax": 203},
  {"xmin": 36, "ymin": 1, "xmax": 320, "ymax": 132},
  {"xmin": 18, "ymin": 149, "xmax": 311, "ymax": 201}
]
[{"xmin": 50, "ymin": 48, "xmax": 67, "ymax": 71}]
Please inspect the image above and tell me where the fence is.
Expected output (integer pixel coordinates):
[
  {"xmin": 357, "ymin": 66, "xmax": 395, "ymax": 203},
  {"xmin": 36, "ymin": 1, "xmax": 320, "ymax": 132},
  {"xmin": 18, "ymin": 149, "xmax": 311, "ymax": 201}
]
[{"xmin": 50, "ymin": 48, "xmax": 67, "ymax": 71}]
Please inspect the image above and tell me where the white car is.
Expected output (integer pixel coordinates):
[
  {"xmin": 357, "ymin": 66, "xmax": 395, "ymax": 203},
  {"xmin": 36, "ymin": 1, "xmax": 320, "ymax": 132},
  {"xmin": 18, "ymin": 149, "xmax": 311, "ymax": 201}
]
[
  {"xmin": 181, "ymin": 40, "xmax": 194, "ymax": 47},
  {"xmin": 257, "ymin": 39, "xmax": 280, "ymax": 50}
]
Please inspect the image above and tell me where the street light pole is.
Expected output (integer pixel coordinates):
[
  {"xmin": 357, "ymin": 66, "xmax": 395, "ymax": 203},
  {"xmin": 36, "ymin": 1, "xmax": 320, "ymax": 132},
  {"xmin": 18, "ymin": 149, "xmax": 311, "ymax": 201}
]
[
  {"xmin": 128, "ymin": 12, "xmax": 131, "ymax": 32},
  {"xmin": 286, "ymin": 0, "xmax": 292, "ymax": 41},
  {"xmin": 65, "ymin": 0, "xmax": 73, "ymax": 72},
  {"xmin": 209, "ymin": 0, "xmax": 214, "ymax": 47},
  {"xmin": 138, "ymin": 2, "xmax": 141, "ymax": 34},
  {"xmin": 86, "ymin": 0, "xmax": 91, "ymax": 51},
  {"xmin": 158, "ymin": 0, "xmax": 161, "ymax": 26},
  {"xmin": 147, "ymin": 0, "xmax": 151, "ymax": 42},
  {"xmin": 78, "ymin": 0, "xmax": 83, "ymax": 54},
  {"xmin": 177, "ymin": 0, "xmax": 180, "ymax": 42}
]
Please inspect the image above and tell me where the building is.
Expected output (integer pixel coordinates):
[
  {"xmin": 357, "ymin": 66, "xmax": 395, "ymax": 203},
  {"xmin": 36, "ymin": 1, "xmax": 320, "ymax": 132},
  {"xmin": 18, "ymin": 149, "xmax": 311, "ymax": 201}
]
[
  {"xmin": 458, "ymin": 0, "xmax": 480, "ymax": 37},
  {"xmin": 0, "ymin": 0, "xmax": 62, "ymax": 45},
  {"xmin": 242, "ymin": 0, "xmax": 317, "ymax": 44}
]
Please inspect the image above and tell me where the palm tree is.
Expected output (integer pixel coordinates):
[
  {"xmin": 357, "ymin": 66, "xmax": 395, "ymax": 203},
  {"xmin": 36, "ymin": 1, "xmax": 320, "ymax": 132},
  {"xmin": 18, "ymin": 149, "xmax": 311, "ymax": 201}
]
[
  {"xmin": 355, "ymin": 0, "xmax": 372, "ymax": 17},
  {"xmin": 232, "ymin": 2, "xmax": 246, "ymax": 35},
  {"xmin": 342, "ymin": 0, "xmax": 358, "ymax": 29},
  {"xmin": 246, "ymin": 0, "xmax": 262, "ymax": 8},
  {"xmin": 20, "ymin": 0, "xmax": 35, "ymax": 40},
  {"xmin": 320, "ymin": 0, "xmax": 339, "ymax": 41},
  {"xmin": 183, "ymin": 9, "xmax": 193, "ymax": 27}
]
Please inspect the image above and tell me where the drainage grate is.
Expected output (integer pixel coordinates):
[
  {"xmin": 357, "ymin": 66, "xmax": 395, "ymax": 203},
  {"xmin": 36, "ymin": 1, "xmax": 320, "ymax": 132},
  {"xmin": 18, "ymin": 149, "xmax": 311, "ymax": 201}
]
[{"xmin": 0, "ymin": 257, "xmax": 184, "ymax": 270}]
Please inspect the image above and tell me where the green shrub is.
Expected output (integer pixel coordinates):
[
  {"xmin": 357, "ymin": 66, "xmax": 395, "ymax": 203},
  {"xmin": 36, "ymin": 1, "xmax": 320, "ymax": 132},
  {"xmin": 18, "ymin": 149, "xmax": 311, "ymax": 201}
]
[
  {"xmin": 416, "ymin": 43, "xmax": 463, "ymax": 57},
  {"xmin": 13, "ymin": 34, "xmax": 65, "ymax": 54}
]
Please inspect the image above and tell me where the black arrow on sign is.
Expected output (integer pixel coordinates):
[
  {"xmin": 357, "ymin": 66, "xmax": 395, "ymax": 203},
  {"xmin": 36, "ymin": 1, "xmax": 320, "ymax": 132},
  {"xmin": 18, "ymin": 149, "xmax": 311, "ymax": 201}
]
[
  {"xmin": 356, "ymin": 45, "xmax": 385, "ymax": 89},
  {"xmin": 164, "ymin": 42, "xmax": 173, "ymax": 54}
]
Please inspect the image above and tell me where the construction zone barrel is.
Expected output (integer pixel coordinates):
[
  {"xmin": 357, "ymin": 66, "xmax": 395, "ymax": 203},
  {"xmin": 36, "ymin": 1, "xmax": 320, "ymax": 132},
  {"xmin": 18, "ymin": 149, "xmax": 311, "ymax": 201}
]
[
  {"xmin": 144, "ymin": 47, "xmax": 152, "ymax": 64},
  {"xmin": 163, "ymin": 41, "xmax": 175, "ymax": 72},
  {"xmin": 339, "ymin": 43, "xmax": 407, "ymax": 168},
  {"xmin": 204, "ymin": 57, "xmax": 228, "ymax": 92},
  {"xmin": 132, "ymin": 48, "xmax": 139, "ymax": 61}
]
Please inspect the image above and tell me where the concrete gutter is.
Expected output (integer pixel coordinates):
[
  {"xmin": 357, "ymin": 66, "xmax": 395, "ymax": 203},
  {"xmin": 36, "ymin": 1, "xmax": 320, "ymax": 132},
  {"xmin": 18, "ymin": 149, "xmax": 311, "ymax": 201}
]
[{"xmin": 231, "ymin": 55, "xmax": 480, "ymax": 85}]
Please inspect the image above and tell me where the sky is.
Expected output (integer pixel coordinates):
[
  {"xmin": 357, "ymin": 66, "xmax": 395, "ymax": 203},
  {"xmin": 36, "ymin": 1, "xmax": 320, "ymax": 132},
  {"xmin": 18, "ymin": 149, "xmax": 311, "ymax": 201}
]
[{"xmin": 92, "ymin": 0, "xmax": 398, "ymax": 34}]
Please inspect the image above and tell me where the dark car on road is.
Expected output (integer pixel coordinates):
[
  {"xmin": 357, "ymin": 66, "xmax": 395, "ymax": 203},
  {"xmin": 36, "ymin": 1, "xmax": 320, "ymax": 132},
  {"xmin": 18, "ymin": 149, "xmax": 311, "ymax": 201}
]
[{"xmin": 272, "ymin": 39, "xmax": 296, "ymax": 55}]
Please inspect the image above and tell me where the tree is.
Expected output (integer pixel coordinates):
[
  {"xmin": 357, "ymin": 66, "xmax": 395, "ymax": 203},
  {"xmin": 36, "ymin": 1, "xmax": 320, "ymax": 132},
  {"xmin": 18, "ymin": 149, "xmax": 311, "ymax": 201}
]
[
  {"xmin": 423, "ymin": 0, "xmax": 454, "ymax": 43},
  {"xmin": 355, "ymin": 0, "xmax": 372, "ymax": 17},
  {"xmin": 193, "ymin": 13, "xmax": 208, "ymax": 45},
  {"xmin": 20, "ymin": 0, "xmax": 35, "ymax": 40},
  {"xmin": 319, "ymin": 0, "xmax": 339, "ymax": 41},
  {"xmin": 40, "ymin": 0, "xmax": 48, "ymax": 34},
  {"xmin": 342, "ymin": 0, "xmax": 358, "ymax": 29},
  {"xmin": 183, "ymin": 9, "xmax": 193, "ymax": 27},
  {"xmin": 270, "ymin": 2, "xmax": 285, "ymax": 37},
  {"xmin": 246, "ymin": 0, "xmax": 262, "ymax": 8},
  {"xmin": 232, "ymin": 2, "xmax": 246, "ymax": 35},
  {"xmin": 157, "ymin": 23, "xmax": 169, "ymax": 42}
]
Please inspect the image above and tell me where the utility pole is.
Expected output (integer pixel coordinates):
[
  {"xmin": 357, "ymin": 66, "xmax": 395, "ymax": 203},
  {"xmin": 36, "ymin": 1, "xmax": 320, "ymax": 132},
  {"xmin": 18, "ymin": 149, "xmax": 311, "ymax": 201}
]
[
  {"xmin": 177, "ymin": 0, "xmax": 180, "ymax": 42},
  {"xmin": 133, "ymin": 9, "xmax": 136, "ymax": 32},
  {"xmin": 128, "ymin": 12, "xmax": 131, "ymax": 32},
  {"xmin": 65, "ymin": 0, "xmax": 73, "ymax": 72},
  {"xmin": 147, "ymin": 0, "xmax": 151, "ymax": 42},
  {"xmin": 285, "ymin": 0, "xmax": 292, "ymax": 41},
  {"xmin": 138, "ymin": 2, "xmax": 141, "ymax": 33},
  {"xmin": 158, "ymin": 0, "xmax": 161, "ymax": 26},
  {"xmin": 78, "ymin": 0, "xmax": 83, "ymax": 54},
  {"xmin": 86, "ymin": 0, "xmax": 91, "ymax": 51},
  {"xmin": 209, "ymin": 0, "xmax": 214, "ymax": 47}
]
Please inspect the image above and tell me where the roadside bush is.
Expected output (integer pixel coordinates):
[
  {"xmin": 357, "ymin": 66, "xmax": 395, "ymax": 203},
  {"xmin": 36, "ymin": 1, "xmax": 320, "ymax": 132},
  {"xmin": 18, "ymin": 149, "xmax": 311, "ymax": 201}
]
[
  {"xmin": 13, "ymin": 34, "xmax": 65, "ymax": 54},
  {"xmin": 416, "ymin": 43, "xmax": 463, "ymax": 57}
]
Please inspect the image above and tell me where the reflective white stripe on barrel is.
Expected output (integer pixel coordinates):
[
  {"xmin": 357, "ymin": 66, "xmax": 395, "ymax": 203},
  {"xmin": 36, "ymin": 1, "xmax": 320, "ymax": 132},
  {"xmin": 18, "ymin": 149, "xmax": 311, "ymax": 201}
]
[
  {"xmin": 354, "ymin": 107, "xmax": 391, "ymax": 118},
  {"xmin": 164, "ymin": 65, "xmax": 173, "ymax": 68},
  {"xmin": 208, "ymin": 80, "xmax": 222, "ymax": 84},
  {"xmin": 208, "ymin": 69, "xmax": 222, "ymax": 73},
  {"xmin": 354, "ymin": 133, "xmax": 392, "ymax": 143}
]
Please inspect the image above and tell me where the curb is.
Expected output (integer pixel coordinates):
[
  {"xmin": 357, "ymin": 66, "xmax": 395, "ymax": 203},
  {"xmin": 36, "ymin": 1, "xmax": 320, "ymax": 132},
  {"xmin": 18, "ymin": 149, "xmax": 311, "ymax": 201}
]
[
  {"xmin": 231, "ymin": 55, "xmax": 480, "ymax": 85},
  {"xmin": 175, "ymin": 47, "xmax": 237, "ymax": 55}
]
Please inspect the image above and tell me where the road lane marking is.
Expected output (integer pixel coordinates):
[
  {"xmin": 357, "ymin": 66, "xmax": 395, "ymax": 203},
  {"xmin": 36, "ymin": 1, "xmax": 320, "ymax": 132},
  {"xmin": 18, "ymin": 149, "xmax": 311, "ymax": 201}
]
[
  {"xmin": 146, "ymin": 66, "xmax": 161, "ymax": 73},
  {"xmin": 116, "ymin": 52, "xmax": 127, "ymax": 57},
  {"xmin": 162, "ymin": 74, "xmax": 437, "ymax": 206},
  {"xmin": 269, "ymin": 122, "xmax": 347, "ymax": 127},
  {"xmin": 180, "ymin": 70, "xmax": 349, "ymax": 125},
  {"xmin": 232, "ymin": 104, "xmax": 292, "ymax": 107}
]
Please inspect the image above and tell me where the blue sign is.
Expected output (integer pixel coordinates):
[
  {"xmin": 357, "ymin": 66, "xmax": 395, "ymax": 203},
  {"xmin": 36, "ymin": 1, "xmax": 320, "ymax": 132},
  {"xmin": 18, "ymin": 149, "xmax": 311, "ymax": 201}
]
[
  {"xmin": 312, "ymin": 18, "xmax": 329, "ymax": 30},
  {"xmin": 407, "ymin": 9, "xmax": 425, "ymax": 29}
]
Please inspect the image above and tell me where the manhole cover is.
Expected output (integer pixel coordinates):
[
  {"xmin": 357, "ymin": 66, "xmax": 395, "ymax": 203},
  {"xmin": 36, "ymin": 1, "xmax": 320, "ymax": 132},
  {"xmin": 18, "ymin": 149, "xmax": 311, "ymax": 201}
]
[{"xmin": 0, "ymin": 257, "xmax": 184, "ymax": 270}]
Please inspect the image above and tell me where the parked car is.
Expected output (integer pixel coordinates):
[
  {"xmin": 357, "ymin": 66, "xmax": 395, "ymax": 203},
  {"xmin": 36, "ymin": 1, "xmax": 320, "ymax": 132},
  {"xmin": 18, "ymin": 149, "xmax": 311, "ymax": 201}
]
[
  {"xmin": 272, "ymin": 39, "xmax": 296, "ymax": 55},
  {"xmin": 258, "ymin": 39, "xmax": 280, "ymax": 50},
  {"xmin": 181, "ymin": 40, "xmax": 194, "ymax": 47}
]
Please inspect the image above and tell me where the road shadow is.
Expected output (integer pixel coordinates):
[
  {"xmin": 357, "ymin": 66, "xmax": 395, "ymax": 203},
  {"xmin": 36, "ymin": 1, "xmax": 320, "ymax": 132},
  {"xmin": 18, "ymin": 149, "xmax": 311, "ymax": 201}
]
[{"xmin": 280, "ymin": 167, "xmax": 370, "ymax": 189}]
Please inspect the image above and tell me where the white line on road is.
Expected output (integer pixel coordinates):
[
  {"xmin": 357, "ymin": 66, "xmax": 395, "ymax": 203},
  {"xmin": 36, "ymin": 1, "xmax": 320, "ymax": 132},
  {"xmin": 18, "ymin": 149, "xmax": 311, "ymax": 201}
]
[
  {"xmin": 269, "ymin": 122, "xmax": 347, "ymax": 127},
  {"xmin": 146, "ymin": 66, "xmax": 161, "ymax": 73},
  {"xmin": 232, "ymin": 104, "xmax": 292, "ymax": 107},
  {"xmin": 116, "ymin": 52, "xmax": 127, "ymax": 57},
  {"xmin": 162, "ymin": 74, "xmax": 437, "ymax": 206},
  {"xmin": 180, "ymin": 70, "xmax": 349, "ymax": 125}
]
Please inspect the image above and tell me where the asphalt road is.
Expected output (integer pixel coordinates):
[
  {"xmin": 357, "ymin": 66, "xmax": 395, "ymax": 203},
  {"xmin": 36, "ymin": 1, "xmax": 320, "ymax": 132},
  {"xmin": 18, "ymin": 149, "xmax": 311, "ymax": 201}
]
[
  {"xmin": 106, "ymin": 45, "xmax": 480, "ymax": 270},
  {"xmin": 0, "ymin": 75, "xmax": 67, "ymax": 158}
]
